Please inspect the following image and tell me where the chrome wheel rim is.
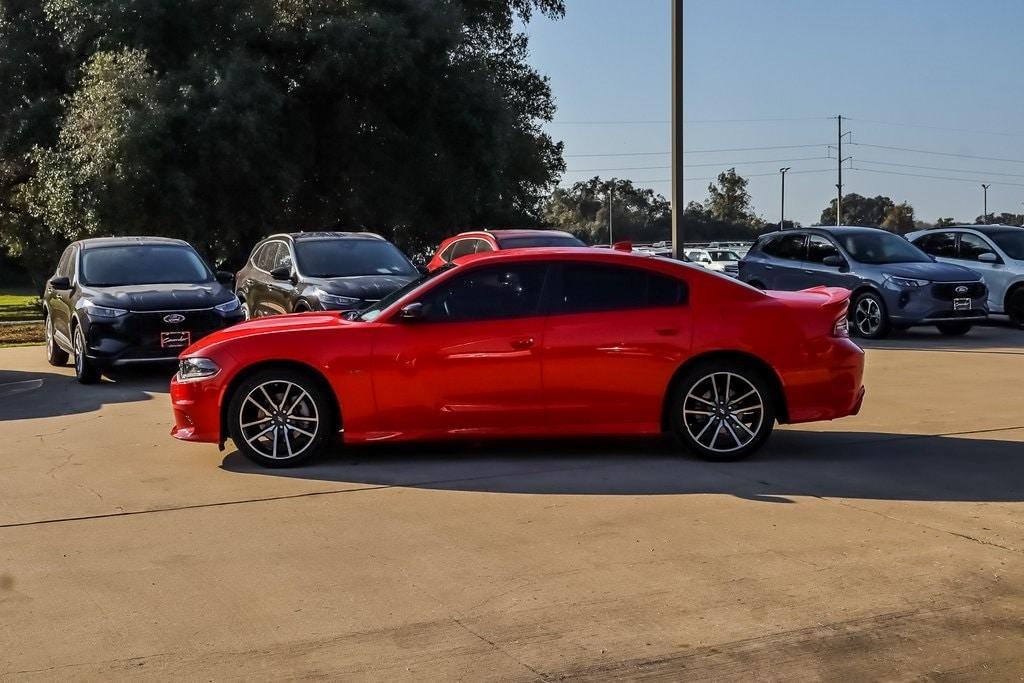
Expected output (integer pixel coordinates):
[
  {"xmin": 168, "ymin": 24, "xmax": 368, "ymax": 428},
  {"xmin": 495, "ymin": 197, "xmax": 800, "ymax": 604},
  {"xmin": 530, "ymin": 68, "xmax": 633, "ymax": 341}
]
[
  {"xmin": 73, "ymin": 328, "xmax": 84, "ymax": 375},
  {"xmin": 683, "ymin": 372, "xmax": 764, "ymax": 453},
  {"xmin": 855, "ymin": 297, "xmax": 882, "ymax": 335},
  {"xmin": 241, "ymin": 302, "xmax": 251, "ymax": 320},
  {"xmin": 45, "ymin": 317, "xmax": 54, "ymax": 358},
  {"xmin": 239, "ymin": 380, "xmax": 319, "ymax": 460}
]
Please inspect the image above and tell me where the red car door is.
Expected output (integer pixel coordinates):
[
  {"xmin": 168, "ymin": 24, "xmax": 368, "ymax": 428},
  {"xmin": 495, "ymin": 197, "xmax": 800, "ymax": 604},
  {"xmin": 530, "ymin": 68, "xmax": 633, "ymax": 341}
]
[
  {"xmin": 541, "ymin": 262, "xmax": 692, "ymax": 433},
  {"xmin": 370, "ymin": 262, "xmax": 550, "ymax": 437}
]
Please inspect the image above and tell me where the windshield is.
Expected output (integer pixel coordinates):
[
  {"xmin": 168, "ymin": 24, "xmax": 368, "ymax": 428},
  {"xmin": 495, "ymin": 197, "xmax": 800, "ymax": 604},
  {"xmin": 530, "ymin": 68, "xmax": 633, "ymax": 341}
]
[
  {"xmin": 988, "ymin": 229, "xmax": 1024, "ymax": 260},
  {"xmin": 496, "ymin": 234, "xmax": 585, "ymax": 249},
  {"xmin": 835, "ymin": 231, "xmax": 931, "ymax": 265},
  {"xmin": 356, "ymin": 267, "xmax": 449, "ymax": 322},
  {"xmin": 81, "ymin": 245, "xmax": 213, "ymax": 287},
  {"xmin": 295, "ymin": 239, "xmax": 417, "ymax": 278}
]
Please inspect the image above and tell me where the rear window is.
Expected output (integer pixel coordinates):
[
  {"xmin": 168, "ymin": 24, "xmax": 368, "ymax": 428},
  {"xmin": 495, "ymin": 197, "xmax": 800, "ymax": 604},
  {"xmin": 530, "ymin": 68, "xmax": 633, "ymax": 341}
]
[{"xmin": 496, "ymin": 234, "xmax": 585, "ymax": 249}]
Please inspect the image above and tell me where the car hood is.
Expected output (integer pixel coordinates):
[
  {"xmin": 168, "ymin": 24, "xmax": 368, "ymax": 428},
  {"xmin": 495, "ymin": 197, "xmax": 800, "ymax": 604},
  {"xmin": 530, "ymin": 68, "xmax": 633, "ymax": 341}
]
[
  {"xmin": 306, "ymin": 275, "xmax": 416, "ymax": 300},
  {"xmin": 82, "ymin": 282, "xmax": 235, "ymax": 311},
  {"xmin": 876, "ymin": 261, "xmax": 981, "ymax": 282},
  {"xmin": 180, "ymin": 310, "xmax": 360, "ymax": 356}
]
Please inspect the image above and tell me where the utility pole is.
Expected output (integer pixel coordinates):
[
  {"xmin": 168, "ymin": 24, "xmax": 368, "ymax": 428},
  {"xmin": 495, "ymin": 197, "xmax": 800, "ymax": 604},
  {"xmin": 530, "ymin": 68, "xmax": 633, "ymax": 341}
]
[
  {"xmin": 608, "ymin": 181, "xmax": 614, "ymax": 245},
  {"xmin": 835, "ymin": 115, "xmax": 852, "ymax": 226},
  {"xmin": 982, "ymin": 184, "xmax": 990, "ymax": 224},
  {"xmin": 779, "ymin": 167, "xmax": 790, "ymax": 230},
  {"xmin": 670, "ymin": 0, "xmax": 684, "ymax": 258}
]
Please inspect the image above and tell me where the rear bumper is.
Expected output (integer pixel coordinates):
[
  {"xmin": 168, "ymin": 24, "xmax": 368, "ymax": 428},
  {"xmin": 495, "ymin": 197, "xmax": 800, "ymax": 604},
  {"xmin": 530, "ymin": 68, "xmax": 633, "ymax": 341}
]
[{"xmin": 782, "ymin": 338, "xmax": 866, "ymax": 424}]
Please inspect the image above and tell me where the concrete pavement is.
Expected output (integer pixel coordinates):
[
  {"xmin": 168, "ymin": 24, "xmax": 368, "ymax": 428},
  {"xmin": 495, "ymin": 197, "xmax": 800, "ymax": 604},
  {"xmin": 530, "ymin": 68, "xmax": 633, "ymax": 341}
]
[{"xmin": 1, "ymin": 324, "xmax": 1023, "ymax": 679}]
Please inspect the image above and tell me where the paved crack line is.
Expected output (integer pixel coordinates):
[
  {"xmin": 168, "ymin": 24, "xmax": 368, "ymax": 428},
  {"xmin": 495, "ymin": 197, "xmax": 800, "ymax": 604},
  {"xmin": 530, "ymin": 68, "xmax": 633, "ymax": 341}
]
[{"xmin": 452, "ymin": 618, "xmax": 549, "ymax": 681}]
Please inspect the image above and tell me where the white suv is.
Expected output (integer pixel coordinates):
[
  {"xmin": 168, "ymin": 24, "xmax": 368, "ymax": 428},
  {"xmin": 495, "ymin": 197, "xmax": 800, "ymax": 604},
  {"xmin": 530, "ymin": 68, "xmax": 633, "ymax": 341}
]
[{"xmin": 907, "ymin": 225, "xmax": 1024, "ymax": 327}]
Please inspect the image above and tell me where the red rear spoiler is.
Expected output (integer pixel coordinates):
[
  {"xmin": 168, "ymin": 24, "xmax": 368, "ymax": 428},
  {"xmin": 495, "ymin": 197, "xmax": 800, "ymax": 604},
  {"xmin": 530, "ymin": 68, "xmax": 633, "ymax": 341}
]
[{"xmin": 613, "ymin": 240, "xmax": 633, "ymax": 252}]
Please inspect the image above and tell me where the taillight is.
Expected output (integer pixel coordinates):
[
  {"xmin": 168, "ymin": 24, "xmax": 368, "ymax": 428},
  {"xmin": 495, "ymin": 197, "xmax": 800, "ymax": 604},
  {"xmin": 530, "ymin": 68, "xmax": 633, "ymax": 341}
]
[{"xmin": 833, "ymin": 316, "xmax": 849, "ymax": 337}]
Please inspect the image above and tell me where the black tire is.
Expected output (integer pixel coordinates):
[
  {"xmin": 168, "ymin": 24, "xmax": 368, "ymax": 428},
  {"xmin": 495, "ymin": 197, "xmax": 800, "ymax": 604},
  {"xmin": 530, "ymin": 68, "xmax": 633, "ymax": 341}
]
[
  {"xmin": 1007, "ymin": 287, "xmax": 1024, "ymax": 329},
  {"xmin": 45, "ymin": 314, "xmax": 69, "ymax": 366},
  {"xmin": 850, "ymin": 291, "xmax": 890, "ymax": 339},
  {"xmin": 72, "ymin": 323, "xmax": 101, "ymax": 384},
  {"xmin": 240, "ymin": 299, "xmax": 251, "ymax": 320},
  {"xmin": 936, "ymin": 321, "xmax": 973, "ymax": 336},
  {"xmin": 668, "ymin": 360, "xmax": 776, "ymax": 462},
  {"xmin": 227, "ymin": 368, "xmax": 336, "ymax": 467}
]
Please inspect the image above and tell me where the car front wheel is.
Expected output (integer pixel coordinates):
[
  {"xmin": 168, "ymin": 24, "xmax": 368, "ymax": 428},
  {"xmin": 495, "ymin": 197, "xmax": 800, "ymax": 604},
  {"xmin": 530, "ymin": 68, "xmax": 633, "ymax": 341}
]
[
  {"xmin": 45, "ymin": 315, "xmax": 69, "ymax": 366},
  {"xmin": 1007, "ymin": 288, "xmax": 1024, "ymax": 329},
  {"xmin": 668, "ymin": 362, "xmax": 776, "ymax": 462},
  {"xmin": 850, "ymin": 291, "xmax": 890, "ymax": 339},
  {"xmin": 227, "ymin": 369, "xmax": 335, "ymax": 467},
  {"xmin": 72, "ymin": 324, "xmax": 101, "ymax": 384}
]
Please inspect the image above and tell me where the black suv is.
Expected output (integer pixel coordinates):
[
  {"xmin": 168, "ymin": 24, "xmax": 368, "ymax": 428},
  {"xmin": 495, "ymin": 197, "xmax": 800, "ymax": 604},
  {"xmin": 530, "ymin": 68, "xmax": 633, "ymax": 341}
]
[
  {"xmin": 235, "ymin": 232, "xmax": 419, "ymax": 317},
  {"xmin": 43, "ymin": 237, "xmax": 244, "ymax": 383}
]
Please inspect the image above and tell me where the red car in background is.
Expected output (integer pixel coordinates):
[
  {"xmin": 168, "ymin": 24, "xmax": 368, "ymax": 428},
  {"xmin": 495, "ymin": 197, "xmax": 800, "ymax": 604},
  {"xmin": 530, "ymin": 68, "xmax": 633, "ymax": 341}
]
[
  {"xmin": 426, "ymin": 229, "xmax": 585, "ymax": 272},
  {"xmin": 170, "ymin": 248, "xmax": 865, "ymax": 467}
]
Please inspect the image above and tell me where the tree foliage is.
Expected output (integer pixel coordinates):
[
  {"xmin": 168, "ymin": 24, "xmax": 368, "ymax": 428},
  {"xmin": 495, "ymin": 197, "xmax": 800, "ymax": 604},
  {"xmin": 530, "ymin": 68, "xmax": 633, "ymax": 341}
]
[
  {"xmin": 819, "ymin": 193, "xmax": 899, "ymax": 227},
  {"xmin": 881, "ymin": 201, "xmax": 915, "ymax": 235},
  {"xmin": 0, "ymin": 0, "xmax": 566, "ymax": 282},
  {"xmin": 541, "ymin": 177, "xmax": 670, "ymax": 244}
]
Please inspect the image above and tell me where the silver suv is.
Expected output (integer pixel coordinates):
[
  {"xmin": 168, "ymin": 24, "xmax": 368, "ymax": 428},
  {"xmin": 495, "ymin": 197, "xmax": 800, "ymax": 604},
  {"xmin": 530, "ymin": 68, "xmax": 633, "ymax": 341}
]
[{"xmin": 907, "ymin": 225, "xmax": 1024, "ymax": 328}]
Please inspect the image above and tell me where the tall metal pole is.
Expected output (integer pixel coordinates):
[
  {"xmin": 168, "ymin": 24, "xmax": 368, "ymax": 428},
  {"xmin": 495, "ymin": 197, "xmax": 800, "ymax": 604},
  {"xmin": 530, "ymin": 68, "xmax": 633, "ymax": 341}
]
[
  {"xmin": 779, "ymin": 167, "xmax": 790, "ymax": 230},
  {"xmin": 608, "ymin": 182, "xmax": 614, "ymax": 245},
  {"xmin": 670, "ymin": 0, "xmax": 684, "ymax": 258},
  {"xmin": 836, "ymin": 114, "xmax": 843, "ymax": 226},
  {"xmin": 982, "ymin": 184, "xmax": 990, "ymax": 223}
]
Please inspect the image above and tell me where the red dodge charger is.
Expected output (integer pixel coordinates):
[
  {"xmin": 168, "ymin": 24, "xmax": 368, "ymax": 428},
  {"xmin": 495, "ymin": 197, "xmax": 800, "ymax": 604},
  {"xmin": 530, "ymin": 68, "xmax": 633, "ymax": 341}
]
[{"xmin": 170, "ymin": 248, "xmax": 865, "ymax": 466}]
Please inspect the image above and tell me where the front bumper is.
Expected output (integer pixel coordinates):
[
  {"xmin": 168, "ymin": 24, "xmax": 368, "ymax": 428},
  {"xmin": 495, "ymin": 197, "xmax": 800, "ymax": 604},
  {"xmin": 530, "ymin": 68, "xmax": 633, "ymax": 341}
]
[
  {"xmin": 169, "ymin": 373, "xmax": 225, "ymax": 445},
  {"xmin": 81, "ymin": 308, "xmax": 244, "ymax": 368},
  {"xmin": 882, "ymin": 282, "xmax": 988, "ymax": 326}
]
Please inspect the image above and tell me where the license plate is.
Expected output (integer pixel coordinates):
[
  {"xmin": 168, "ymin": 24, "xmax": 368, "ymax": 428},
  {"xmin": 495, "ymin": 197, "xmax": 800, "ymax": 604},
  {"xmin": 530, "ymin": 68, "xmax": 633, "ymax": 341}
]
[
  {"xmin": 953, "ymin": 298, "xmax": 971, "ymax": 311},
  {"xmin": 160, "ymin": 331, "xmax": 192, "ymax": 348}
]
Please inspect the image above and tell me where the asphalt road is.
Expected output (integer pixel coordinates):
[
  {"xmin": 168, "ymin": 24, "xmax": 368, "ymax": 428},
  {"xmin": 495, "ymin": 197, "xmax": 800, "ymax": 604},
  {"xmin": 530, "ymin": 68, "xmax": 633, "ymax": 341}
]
[{"xmin": 2, "ymin": 324, "xmax": 1023, "ymax": 680}]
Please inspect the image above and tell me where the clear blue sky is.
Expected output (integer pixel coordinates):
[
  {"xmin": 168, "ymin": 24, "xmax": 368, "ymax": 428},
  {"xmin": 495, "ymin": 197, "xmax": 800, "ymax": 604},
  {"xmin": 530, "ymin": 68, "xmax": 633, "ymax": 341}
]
[{"xmin": 524, "ymin": 0, "xmax": 1024, "ymax": 226}]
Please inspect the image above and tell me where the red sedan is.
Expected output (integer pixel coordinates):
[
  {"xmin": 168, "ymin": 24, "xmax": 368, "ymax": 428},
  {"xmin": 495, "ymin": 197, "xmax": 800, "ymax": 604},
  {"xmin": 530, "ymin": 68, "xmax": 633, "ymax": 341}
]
[
  {"xmin": 170, "ymin": 248, "xmax": 865, "ymax": 467},
  {"xmin": 426, "ymin": 229, "xmax": 584, "ymax": 272}
]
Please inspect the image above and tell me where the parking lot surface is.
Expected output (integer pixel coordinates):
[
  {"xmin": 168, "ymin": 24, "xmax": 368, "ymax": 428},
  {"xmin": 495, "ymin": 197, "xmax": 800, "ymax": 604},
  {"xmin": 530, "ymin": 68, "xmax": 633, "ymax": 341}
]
[{"xmin": 2, "ymin": 325, "xmax": 1023, "ymax": 680}]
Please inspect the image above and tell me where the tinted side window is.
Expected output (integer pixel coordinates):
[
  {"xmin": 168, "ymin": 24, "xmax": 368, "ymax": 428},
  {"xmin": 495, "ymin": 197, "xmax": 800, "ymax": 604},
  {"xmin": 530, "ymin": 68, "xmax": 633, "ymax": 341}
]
[
  {"xmin": 272, "ymin": 243, "xmax": 294, "ymax": 271},
  {"xmin": 55, "ymin": 247, "xmax": 73, "ymax": 277},
  {"xmin": 450, "ymin": 239, "xmax": 477, "ymax": 260},
  {"xmin": 438, "ymin": 242, "xmax": 456, "ymax": 263},
  {"xmin": 253, "ymin": 243, "xmax": 276, "ymax": 270},
  {"xmin": 806, "ymin": 235, "xmax": 840, "ymax": 264},
  {"xmin": 762, "ymin": 234, "xmax": 806, "ymax": 260},
  {"xmin": 418, "ymin": 264, "xmax": 547, "ymax": 322},
  {"xmin": 475, "ymin": 239, "xmax": 494, "ymax": 253},
  {"xmin": 558, "ymin": 264, "xmax": 686, "ymax": 314},
  {"xmin": 914, "ymin": 232, "xmax": 957, "ymax": 258},
  {"xmin": 958, "ymin": 233, "xmax": 995, "ymax": 261}
]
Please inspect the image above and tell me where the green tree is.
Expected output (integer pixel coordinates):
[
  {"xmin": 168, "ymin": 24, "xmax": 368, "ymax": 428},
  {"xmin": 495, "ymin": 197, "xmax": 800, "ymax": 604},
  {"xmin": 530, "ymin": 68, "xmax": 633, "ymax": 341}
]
[
  {"xmin": 975, "ymin": 212, "xmax": 1023, "ymax": 226},
  {"xmin": 881, "ymin": 201, "xmax": 915, "ymax": 234},
  {"xmin": 541, "ymin": 177, "xmax": 670, "ymax": 244},
  {"xmin": 706, "ymin": 168, "xmax": 756, "ymax": 224},
  {"xmin": 935, "ymin": 217, "xmax": 958, "ymax": 227},
  {"xmin": 819, "ymin": 193, "xmax": 896, "ymax": 226},
  {"xmin": 1, "ymin": 0, "xmax": 566, "ymax": 281}
]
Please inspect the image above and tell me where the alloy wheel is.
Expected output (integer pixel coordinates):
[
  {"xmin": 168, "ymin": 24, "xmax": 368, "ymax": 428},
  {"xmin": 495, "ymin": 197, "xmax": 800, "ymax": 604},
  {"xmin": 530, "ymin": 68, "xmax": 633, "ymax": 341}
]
[
  {"xmin": 682, "ymin": 372, "xmax": 764, "ymax": 454},
  {"xmin": 854, "ymin": 297, "xmax": 882, "ymax": 336},
  {"xmin": 237, "ymin": 380, "xmax": 320, "ymax": 460},
  {"xmin": 45, "ymin": 317, "xmax": 54, "ymax": 359},
  {"xmin": 74, "ymin": 327, "xmax": 84, "ymax": 375}
]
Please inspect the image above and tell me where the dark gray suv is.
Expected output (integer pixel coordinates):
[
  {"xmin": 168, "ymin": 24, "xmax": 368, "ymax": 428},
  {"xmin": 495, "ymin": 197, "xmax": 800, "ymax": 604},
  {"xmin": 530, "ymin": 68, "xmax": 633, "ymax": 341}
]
[{"xmin": 739, "ymin": 226, "xmax": 988, "ymax": 338}]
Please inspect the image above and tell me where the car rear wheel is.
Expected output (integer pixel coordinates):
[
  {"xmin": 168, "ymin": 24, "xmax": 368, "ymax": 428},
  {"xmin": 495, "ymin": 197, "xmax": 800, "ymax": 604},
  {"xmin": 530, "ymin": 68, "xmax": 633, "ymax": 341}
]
[
  {"xmin": 850, "ymin": 291, "xmax": 890, "ymax": 339},
  {"xmin": 1007, "ymin": 288, "xmax": 1024, "ymax": 329},
  {"xmin": 668, "ymin": 362, "xmax": 776, "ymax": 462},
  {"xmin": 936, "ymin": 321, "xmax": 972, "ymax": 336},
  {"xmin": 228, "ymin": 369, "xmax": 335, "ymax": 467},
  {"xmin": 45, "ymin": 315, "xmax": 69, "ymax": 366},
  {"xmin": 72, "ymin": 324, "xmax": 101, "ymax": 384}
]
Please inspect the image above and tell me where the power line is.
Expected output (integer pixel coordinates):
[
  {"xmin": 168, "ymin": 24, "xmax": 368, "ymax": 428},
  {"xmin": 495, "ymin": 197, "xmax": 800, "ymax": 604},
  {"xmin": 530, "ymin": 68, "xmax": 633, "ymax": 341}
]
[
  {"xmin": 564, "ymin": 155, "xmax": 829, "ymax": 174},
  {"xmin": 850, "ymin": 142, "xmax": 1024, "ymax": 165},
  {"xmin": 561, "ymin": 168, "xmax": 834, "ymax": 185},
  {"xmin": 846, "ymin": 117, "xmax": 1024, "ymax": 139},
  {"xmin": 856, "ymin": 158, "xmax": 1024, "ymax": 180},
  {"xmin": 547, "ymin": 116, "xmax": 831, "ymax": 125},
  {"xmin": 564, "ymin": 143, "xmax": 829, "ymax": 158},
  {"xmin": 850, "ymin": 166, "xmax": 1024, "ymax": 189}
]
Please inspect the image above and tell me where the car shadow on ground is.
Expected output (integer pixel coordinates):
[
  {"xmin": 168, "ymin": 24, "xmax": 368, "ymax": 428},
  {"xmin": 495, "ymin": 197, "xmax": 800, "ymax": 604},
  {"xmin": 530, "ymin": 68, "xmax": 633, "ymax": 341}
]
[
  {"xmin": 858, "ymin": 317, "xmax": 1024, "ymax": 353},
  {"xmin": 0, "ymin": 367, "xmax": 172, "ymax": 421},
  {"xmin": 220, "ymin": 428, "xmax": 1024, "ymax": 502}
]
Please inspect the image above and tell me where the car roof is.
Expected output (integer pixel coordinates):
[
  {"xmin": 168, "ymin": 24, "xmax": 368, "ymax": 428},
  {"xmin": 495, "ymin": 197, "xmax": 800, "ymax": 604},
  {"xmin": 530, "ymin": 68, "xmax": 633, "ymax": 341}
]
[
  {"xmin": 945, "ymin": 224, "xmax": 1024, "ymax": 235},
  {"xmin": 446, "ymin": 229, "xmax": 577, "ymax": 241},
  {"xmin": 450, "ymin": 246, "xmax": 690, "ymax": 270},
  {"xmin": 759, "ymin": 225, "xmax": 888, "ymax": 240},
  {"xmin": 269, "ymin": 231, "xmax": 386, "ymax": 242},
  {"xmin": 76, "ymin": 236, "xmax": 191, "ymax": 250}
]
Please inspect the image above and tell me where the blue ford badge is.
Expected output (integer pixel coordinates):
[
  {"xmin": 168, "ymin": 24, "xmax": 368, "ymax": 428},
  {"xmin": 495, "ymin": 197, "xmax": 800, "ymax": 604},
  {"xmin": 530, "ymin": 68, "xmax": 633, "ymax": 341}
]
[
  {"xmin": 955, "ymin": 286, "xmax": 968, "ymax": 294},
  {"xmin": 163, "ymin": 313, "xmax": 186, "ymax": 324}
]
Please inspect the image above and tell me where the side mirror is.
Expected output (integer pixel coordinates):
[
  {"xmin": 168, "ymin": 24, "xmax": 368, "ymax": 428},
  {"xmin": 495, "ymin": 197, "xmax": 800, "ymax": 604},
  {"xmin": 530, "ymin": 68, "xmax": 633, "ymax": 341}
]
[
  {"xmin": 822, "ymin": 255, "xmax": 845, "ymax": 268},
  {"xmin": 269, "ymin": 266, "xmax": 293, "ymax": 281},
  {"xmin": 977, "ymin": 252, "xmax": 999, "ymax": 264},
  {"xmin": 49, "ymin": 276, "xmax": 71, "ymax": 290},
  {"xmin": 215, "ymin": 270, "xmax": 235, "ymax": 286},
  {"xmin": 399, "ymin": 302, "xmax": 424, "ymax": 321}
]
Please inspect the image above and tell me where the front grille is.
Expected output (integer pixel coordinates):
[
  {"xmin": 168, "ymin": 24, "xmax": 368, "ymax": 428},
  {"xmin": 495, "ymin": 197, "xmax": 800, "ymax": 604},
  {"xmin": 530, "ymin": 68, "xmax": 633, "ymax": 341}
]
[
  {"xmin": 932, "ymin": 282, "xmax": 986, "ymax": 300},
  {"xmin": 125, "ymin": 310, "xmax": 228, "ymax": 355}
]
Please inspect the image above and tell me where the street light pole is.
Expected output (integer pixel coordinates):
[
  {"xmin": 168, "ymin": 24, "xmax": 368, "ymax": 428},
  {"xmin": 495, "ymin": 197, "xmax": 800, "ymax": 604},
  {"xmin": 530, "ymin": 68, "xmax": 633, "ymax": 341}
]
[
  {"xmin": 779, "ymin": 167, "xmax": 791, "ymax": 230},
  {"xmin": 982, "ymin": 184, "xmax": 990, "ymax": 224},
  {"xmin": 608, "ymin": 182, "xmax": 614, "ymax": 245},
  {"xmin": 670, "ymin": 0, "xmax": 684, "ymax": 258}
]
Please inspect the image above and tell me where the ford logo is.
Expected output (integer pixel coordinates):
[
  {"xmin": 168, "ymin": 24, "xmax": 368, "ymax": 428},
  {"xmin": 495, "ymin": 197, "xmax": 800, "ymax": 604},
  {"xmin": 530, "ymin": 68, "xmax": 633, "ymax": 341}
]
[
  {"xmin": 163, "ymin": 314, "xmax": 186, "ymax": 324},
  {"xmin": 955, "ymin": 286, "xmax": 969, "ymax": 294}
]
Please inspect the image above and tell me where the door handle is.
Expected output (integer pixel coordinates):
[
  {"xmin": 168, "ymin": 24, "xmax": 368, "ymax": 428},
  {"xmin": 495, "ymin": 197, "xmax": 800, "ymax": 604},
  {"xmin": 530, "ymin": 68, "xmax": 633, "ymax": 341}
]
[
  {"xmin": 803, "ymin": 269, "xmax": 814, "ymax": 274},
  {"xmin": 764, "ymin": 264, "xmax": 775, "ymax": 270},
  {"xmin": 510, "ymin": 337, "xmax": 535, "ymax": 350}
]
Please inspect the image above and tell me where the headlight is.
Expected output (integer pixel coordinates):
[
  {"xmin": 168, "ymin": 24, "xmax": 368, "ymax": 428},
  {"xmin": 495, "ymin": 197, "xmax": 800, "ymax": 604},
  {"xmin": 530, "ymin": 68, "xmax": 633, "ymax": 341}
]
[
  {"xmin": 215, "ymin": 297, "xmax": 241, "ymax": 313},
  {"xmin": 885, "ymin": 275, "xmax": 930, "ymax": 289},
  {"xmin": 315, "ymin": 289, "xmax": 361, "ymax": 309},
  {"xmin": 178, "ymin": 357, "xmax": 220, "ymax": 382},
  {"xmin": 77, "ymin": 300, "xmax": 128, "ymax": 318}
]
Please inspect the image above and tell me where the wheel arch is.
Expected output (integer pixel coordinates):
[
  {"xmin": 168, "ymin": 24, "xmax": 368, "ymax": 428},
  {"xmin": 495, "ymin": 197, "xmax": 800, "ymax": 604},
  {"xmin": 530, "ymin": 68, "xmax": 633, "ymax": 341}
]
[
  {"xmin": 661, "ymin": 350, "xmax": 789, "ymax": 431},
  {"xmin": 1003, "ymin": 279, "xmax": 1024, "ymax": 311},
  {"xmin": 219, "ymin": 359, "xmax": 342, "ymax": 447}
]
